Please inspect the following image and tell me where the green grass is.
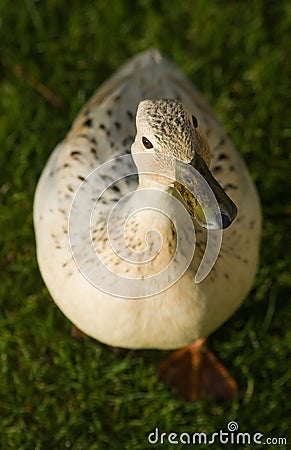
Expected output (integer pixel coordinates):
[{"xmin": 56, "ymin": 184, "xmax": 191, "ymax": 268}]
[{"xmin": 0, "ymin": 0, "xmax": 290, "ymax": 448}]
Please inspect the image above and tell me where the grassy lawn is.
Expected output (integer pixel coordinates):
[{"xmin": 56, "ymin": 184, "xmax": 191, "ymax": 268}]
[{"xmin": 0, "ymin": 0, "xmax": 290, "ymax": 448}]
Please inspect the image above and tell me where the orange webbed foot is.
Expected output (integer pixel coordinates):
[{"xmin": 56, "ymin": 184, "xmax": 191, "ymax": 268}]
[{"xmin": 158, "ymin": 338, "xmax": 238, "ymax": 402}]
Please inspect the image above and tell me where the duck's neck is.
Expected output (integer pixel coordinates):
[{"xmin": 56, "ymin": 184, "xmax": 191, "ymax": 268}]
[{"xmin": 137, "ymin": 174, "xmax": 173, "ymax": 191}]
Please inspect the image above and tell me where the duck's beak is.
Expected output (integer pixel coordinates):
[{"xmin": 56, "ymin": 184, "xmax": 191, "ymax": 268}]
[{"xmin": 175, "ymin": 154, "xmax": 237, "ymax": 230}]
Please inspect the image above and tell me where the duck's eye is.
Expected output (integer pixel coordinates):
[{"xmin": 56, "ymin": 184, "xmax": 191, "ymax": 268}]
[
  {"xmin": 142, "ymin": 136, "xmax": 153, "ymax": 149},
  {"xmin": 192, "ymin": 115, "xmax": 198, "ymax": 129}
]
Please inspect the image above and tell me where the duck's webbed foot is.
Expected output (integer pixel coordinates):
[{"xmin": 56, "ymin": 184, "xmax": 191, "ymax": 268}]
[{"xmin": 158, "ymin": 338, "xmax": 238, "ymax": 401}]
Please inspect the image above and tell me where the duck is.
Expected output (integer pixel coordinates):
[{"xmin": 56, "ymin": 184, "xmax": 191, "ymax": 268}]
[{"xmin": 33, "ymin": 49, "xmax": 261, "ymax": 401}]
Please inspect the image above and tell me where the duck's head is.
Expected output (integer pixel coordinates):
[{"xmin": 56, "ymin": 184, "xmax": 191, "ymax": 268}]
[{"xmin": 131, "ymin": 98, "xmax": 237, "ymax": 230}]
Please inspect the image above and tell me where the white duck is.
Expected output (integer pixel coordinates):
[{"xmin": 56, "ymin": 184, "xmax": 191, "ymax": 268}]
[{"xmin": 34, "ymin": 49, "xmax": 261, "ymax": 401}]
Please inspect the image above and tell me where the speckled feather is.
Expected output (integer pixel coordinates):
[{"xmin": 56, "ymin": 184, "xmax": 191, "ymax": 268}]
[{"xmin": 34, "ymin": 50, "xmax": 261, "ymax": 349}]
